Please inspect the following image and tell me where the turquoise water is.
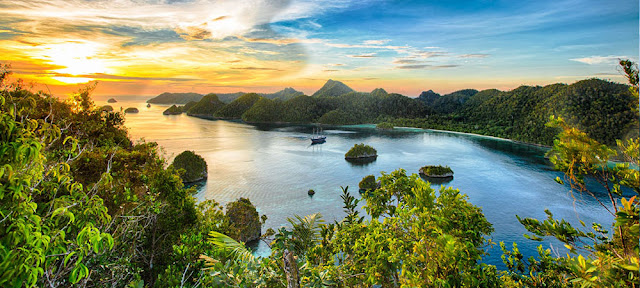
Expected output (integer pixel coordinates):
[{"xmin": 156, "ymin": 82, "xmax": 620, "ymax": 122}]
[{"xmin": 104, "ymin": 98, "xmax": 615, "ymax": 267}]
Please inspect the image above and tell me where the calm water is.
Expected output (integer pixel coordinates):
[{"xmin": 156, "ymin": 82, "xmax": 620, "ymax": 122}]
[{"xmin": 100, "ymin": 98, "xmax": 615, "ymax": 267}]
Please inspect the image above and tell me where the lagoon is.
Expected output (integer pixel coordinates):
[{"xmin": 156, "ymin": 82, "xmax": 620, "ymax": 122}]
[{"xmin": 105, "ymin": 98, "xmax": 614, "ymax": 267}]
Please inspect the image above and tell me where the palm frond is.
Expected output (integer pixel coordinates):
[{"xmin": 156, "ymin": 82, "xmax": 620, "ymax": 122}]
[{"xmin": 208, "ymin": 231, "xmax": 255, "ymax": 263}]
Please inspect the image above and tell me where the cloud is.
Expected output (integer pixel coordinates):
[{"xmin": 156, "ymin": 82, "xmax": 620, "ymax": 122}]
[
  {"xmin": 323, "ymin": 69, "xmax": 339, "ymax": 72},
  {"xmin": 238, "ymin": 36, "xmax": 323, "ymax": 45},
  {"xmin": 175, "ymin": 24, "xmax": 212, "ymax": 41},
  {"xmin": 347, "ymin": 53, "xmax": 377, "ymax": 58},
  {"xmin": 363, "ymin": 39, "xmax": 390, "ymax": 45},
  {"xmin": 570, "ymin": 55, "xmax": 628, "ymax": 65},
  {"xmin": 458, "ymin": 54, "xmax": 490, "ymax": 58},
  {"xmin": 393, "ymin": 59, "xmax": 426, "ymax": 64},
  {"xmin": 396, "ymin": 64, "xmax": 431, "ymax": 69},
  {"xmin": 231, "ymin": 67, "xmax": 283, "ymax": 71},
  {"xmin": 395, "ymin": 64, "xmax": 459, "ymax": 70},
  {"xmin": 327, "ymin": 63, "xmax": 345, "ymax": 66},
  {"xmin": 56, "ymin": 72, "xmax": 199, "ymax": 82}
]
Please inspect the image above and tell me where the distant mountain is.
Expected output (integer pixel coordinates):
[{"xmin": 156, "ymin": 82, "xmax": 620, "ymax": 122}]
[
  {"xmin": 312, "ymin": 79, "xmax": 355, "ymax": 97},
  {"xmin": 217, "ymin": 92, "xmax": 247, "ymax": 103},
  {"xmin": 262, "ymin": 87, "xmax": 304, "ymax": 101},
  {"xmin": 147, "ymin": 92, "xmax": 203, "ymax": 104},
  {"xmin": 417, "ymin": 90, "xmax": 441, "ymax": 105},
  {"xmin": 147, "ymin": 88, "xmax": 303, "ymax": 104},
  {"xmin": 370, "ymin": 88, "xmax": 388, "ymax": 97}
]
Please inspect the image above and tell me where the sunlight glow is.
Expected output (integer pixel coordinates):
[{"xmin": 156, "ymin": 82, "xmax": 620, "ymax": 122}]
[{"xmin": 41, "ymin": 41, "xmax": 111, "ymax": 83}]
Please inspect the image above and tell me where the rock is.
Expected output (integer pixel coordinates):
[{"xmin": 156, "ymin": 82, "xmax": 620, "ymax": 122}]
[
  {"xmin": 124, "ymin": 107, "xmax": 139, "ymax": 113},
  {"xmin": 107, "ymin": 98, "xmax": 118, "ymax": 103}
]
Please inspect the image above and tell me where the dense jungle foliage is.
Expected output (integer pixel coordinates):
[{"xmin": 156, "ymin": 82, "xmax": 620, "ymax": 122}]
[
  {"xmin": 1, "ymin": 61, "xmax": 638, "ymax": 287},
  {"xmin": 169, "ymin": 76, "xmax": 636, "ymax": 146},
  {"xmin": 170, "ymin": 151, "xmax": 208, "ymax": 183},
  {"xmin": 344, "ymin": 143, "xmax": 378, "ymax": 159}
]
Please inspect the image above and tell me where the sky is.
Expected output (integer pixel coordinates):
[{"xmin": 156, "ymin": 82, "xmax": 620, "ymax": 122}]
[{"xmin": 0, "ymin": 0, "xmax": 637, "ymax": 97}]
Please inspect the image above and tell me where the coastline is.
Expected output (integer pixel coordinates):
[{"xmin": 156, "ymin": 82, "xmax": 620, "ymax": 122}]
[{"xmin": 171, "ymin": 111, "xmax": 554, "ymax": 149}]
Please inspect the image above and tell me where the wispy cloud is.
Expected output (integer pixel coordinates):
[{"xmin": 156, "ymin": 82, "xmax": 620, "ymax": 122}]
[
  {"xmin": 393, "ymin": 59, "xmax": 426, "ymax": 64},
  {"xmin": 363, "ymin": 39, "xmax": 391, "ymax": 45},
  {"xmin": 458, "ymin": 54, "xmax": 490, "ymax": 58},
  {"xmin": 348, "ymin": 53, "xmax": 377, "ymax": 58},
  {"xmin": 231, "ymin": 67, "xmax": 284, "ymax": 71},
  {"xmin": 570, "ymin": 55, "xmax": 629, "ymax": 65},
  {"xmin": 395, "ymin": 64, "xmax": 459, "ymax": 70},
  {"xmin": 396, "ymin": 64, "xmax": 431, "ymax": 69}
]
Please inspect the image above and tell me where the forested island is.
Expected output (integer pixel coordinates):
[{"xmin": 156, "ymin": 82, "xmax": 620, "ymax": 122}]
[
  {"xmin": 1, "ymin": 59, "xmax": 638, "ymax": 288},
  {"xmin": 154, "ymin": 76, "xmax": 637, "ymax": 147}
]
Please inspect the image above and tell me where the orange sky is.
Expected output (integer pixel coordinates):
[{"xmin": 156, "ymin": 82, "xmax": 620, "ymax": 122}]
[{"xmin": 1, "ymin": 0, "xmax": 635, "ymax": 98}]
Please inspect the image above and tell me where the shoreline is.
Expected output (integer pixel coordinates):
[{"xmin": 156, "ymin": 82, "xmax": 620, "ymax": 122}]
[{"xmin": 175, "ymin": 112, "xmax": 553, "ymax": 149}]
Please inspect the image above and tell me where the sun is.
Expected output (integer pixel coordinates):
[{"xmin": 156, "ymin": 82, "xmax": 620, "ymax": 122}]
[{"xmin": 40, "ymin": 40, "xmax": 112, "ymax": 83}]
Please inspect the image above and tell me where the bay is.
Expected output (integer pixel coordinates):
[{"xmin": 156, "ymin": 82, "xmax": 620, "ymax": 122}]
[{"xmin": 101, "ymin": 98, "xmax": 614, "ymax": 267}]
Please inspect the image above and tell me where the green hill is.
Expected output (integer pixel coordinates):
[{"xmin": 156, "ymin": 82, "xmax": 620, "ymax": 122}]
[
  {"xmin": 312, "ymin": 79, "xmax": 355, "ymax": 97},
  {"xmin": 262, "ymin": 87, "xmax": 304, "ymax": 101},
  {"xmin": 214, "ymin": 93, "xmax": 261, "ymax": 119},
  {"xmin": 241, "ymin": 98, "xmax": 284, "ymax": 122},
  {"xmin": 186, "ymin": 94, "xmax": 226, "ymax": 117}
]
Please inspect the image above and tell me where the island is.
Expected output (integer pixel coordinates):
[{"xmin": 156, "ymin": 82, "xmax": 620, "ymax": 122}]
[
  {"xmin": 107, "ymin": 98, "xmax": 117, "ymax": 103},
  {"xmin": 226, "ymin": 198, "xmax": 262, "ymax": 243},
  {"xmin": 163, "ymin": 104, "xmax": 183, "ymax": 115},
  {"xmin": 171, "ymin": 150, "xmax": 208, "ymax": 183},
  {"xmin": 101, "ymin": 105, "xmax": 113, "ymax": 112},
  {"xmin": 358, "ymin": 175, "xmax": 379, "ymax": 194},
  {"xmin": 124, "ymin": 107, "xmax": 139, "ymax": 113},
  {"xmin": 419, "ymin": 165, "xmax": 454, "ymax": 184},
  {"xmin": 345, "ymin": 143, "xmax": 378, "ymax": 161},
  {"xmin": 419, "ymin": 165, "xmax": 453, "ymax": 178}
]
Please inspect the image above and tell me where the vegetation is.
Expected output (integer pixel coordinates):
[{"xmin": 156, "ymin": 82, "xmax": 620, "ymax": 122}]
[
  {"xmin": 1, "ymin": 59, "xmax": 638, "ymax": 288},
  {"xmin": 214, "ymin": 93, "xmax": 261, "ymax": 118},
  {"xmin": 345, "ymin": 143, "xmax": 377, "ymax": 159},
  {"xmin": 358, "ymin": 175, "xmax": 377, "ymax": 191},
  {"xmin": 147, "ymin": 92, "xmax": 204, "ymax": 104},
  {"xmin": 376, "ymin": 122, "xmax": 394, "ymax": 129},
  {"xmin": 225, "ymin": 198, "xmax": 264, "ymax": 243},
  {"xmin": 162, "ymin": 104, "xmax": 182, "ymax": 115},
  {"xmin": 124, "ymin": 107, "xmax": 139, "ymax": 113},
  {"xmin": 186, "ymin": 94, "xmax": 225, "ymax": 116},
  {"xmin": 311, "ymin": 79, "xmax": 354, "ymax": 97},
  {"xmin": 170, "ymin": 150, "xmax": 208, "ymax": 183},
  {"xmin": 242, "ymin": 97, "xmax": 284, "ymax": 122},
  {"xmin": 419, "ymin": 165, "xmax": 454, "ymax": 177}
]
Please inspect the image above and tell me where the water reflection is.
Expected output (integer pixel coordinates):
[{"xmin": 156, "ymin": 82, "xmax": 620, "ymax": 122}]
[{"xmin": 100, "ymin": 98, "xmax": 617, "ymax": 269}]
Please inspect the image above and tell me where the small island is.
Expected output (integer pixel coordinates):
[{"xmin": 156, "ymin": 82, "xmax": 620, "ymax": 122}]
[
  {"xmin": 124, "ymin": 107, "xmax": 139, "ymax": 113},
  {"xmin": 171, "ymin": 150, "xmax": 208, "ymax": 183},
  {"xmin": 419, "ymin": 165, "xmax": 454, "ymax": 178},
  {"xmin": 358, "ymin": 175, "xmax": 379, "ymax": 194},
  {"xmin": 101, "ymin": 105, "xmax": 113, "ymax": 112},
  {"xmin": 226, "ymin": 198, "xmax": 263, "ymax": 243},
  {"xmin": 107, "ymin": 98, "xmax": 117, "ymax": 103},
  {"xmin": 163, "ymin": 104, "xmax": 183, "ymax": 115},
  {"xmin": 345, "ymin": 143, "xmax": 378, "ymax": 161}
]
